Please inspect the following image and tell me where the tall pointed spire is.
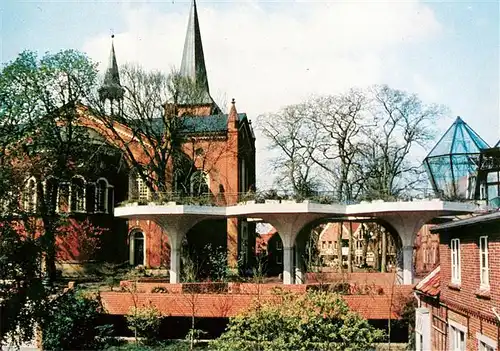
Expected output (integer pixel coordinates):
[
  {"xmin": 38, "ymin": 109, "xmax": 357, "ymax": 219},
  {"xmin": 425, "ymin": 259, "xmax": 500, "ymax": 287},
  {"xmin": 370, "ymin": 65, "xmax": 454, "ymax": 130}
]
[
  {"xmin": 180, "ymin": 0, "xmax": 213, "ymax": 105},
  {"xmin": 99, "ymin": 35, "xmax": 124, "ymax": 102}
]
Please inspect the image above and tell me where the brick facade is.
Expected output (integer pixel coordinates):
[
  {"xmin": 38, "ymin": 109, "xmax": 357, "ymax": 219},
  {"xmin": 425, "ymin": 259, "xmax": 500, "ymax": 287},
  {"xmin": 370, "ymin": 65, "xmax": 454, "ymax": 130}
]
[{"xmin": 416, "ymin": 213, "xmax": 500, "ymax": 351}]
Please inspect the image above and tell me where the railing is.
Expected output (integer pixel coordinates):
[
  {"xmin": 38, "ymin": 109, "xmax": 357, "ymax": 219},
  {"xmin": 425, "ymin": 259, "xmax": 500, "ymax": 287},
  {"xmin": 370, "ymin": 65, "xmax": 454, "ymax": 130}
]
[{"xmin": 119, "ymin": 188, "xmax": 442, "ymax": 208}]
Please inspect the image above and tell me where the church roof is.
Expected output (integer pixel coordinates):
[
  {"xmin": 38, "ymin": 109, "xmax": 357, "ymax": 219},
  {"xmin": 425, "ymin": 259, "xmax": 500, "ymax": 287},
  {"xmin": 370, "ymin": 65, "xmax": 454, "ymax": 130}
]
[
  {"xmin": 180, "ymin": 0, "xmax": 213, "ymax": 106},
  {"xmin": 426, "ymin": 116, "xmax": 489, "ymax": 158},
  {"xmin": 149, "ymin": 113, "xmax": 248, "ymax": 135}
]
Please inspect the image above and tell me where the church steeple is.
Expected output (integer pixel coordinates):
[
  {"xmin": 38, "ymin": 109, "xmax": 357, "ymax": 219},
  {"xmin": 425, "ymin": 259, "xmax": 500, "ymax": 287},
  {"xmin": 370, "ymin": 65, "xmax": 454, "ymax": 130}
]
[
  {"xmin": 180, "ymin": 0, "xmax": 213, "ymax": 106},
  {"xmin": 99, "ymin": 35, "xmax": 124, "ymax": 103}
]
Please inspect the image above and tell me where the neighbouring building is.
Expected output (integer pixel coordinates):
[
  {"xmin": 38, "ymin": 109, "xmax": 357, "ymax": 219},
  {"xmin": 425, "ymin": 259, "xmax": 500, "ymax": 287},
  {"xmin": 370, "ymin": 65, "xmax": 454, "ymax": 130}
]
[{"xmin": 415, "ymin": 205, "xmax": 500, "ymax": 351}]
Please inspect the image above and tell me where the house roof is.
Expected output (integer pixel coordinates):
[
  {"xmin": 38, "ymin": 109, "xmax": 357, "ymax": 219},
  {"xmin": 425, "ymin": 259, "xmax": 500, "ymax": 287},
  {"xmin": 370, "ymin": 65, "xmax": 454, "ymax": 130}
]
[
  {"xmin": 431, "ymin": 211, "xmax": 500, "ymax": 231},
  {"xmin": 415, "ymin": 265, "xmax": 440, "ymax": 297}
]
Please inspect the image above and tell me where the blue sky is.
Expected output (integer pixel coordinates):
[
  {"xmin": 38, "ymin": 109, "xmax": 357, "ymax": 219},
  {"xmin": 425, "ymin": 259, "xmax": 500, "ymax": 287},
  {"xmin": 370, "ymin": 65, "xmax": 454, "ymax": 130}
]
[{"xmin": 1, "ymin": 0, "xmax": 499, "ymax": 184}]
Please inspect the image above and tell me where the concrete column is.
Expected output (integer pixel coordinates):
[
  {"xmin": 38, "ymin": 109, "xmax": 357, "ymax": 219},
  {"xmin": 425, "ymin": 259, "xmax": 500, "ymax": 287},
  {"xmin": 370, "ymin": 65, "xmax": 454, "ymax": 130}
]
[
  {"xmin": 170, "ymin": 246, "xmax": 181, "ymax": 284},
  {"xmin": 402, "ymin": 245, "xmax": 414, "ymax": 285},
  {"xmin": 295, "ymin": 244, "xmax": 304, "ymax": 284},
  {"xmin": 260, "ymin": 213, "xmax": 325, "ymax": 285},
  {"xmin": 153, "ymin": 215, "xmax": 208, "ymax": 285},
  {"xmin": 283, "ymin": 246, "xmax": 294, "ymax": 285},
  {"xmin": 380, "ymin": 212, "xmax": 438, "ymax": 285}
]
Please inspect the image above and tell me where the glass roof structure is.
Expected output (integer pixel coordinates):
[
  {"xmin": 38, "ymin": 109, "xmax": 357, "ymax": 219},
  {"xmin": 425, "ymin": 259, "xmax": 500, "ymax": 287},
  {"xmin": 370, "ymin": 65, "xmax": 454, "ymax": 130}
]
[{"xmin": 424, "ymin": 116, "xmax": 490, "ymax": 200}]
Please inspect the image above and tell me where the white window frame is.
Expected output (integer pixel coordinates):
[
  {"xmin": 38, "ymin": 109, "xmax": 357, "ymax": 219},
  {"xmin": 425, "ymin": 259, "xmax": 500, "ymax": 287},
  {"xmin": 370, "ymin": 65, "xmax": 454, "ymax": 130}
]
[
  {"xmin": 136, "ymin": 176, "xmax": 150, "ymax": 201},
  {"xmin": 479, "ymin": 236, "xmax": 489, "ymax": 289},
  {"xmin": 477, "ymin": 333, "xmax": 497, "ymax": 351},
  {"xmin": 422, "ymin": 246, "xmax": 428, "ymax": 264},
  {"xmin": 69, "ymin": 175, "xmax": 86, "ymax": 213},
  {"xmin": 449, "ymin": 320, "xmax": 467, "ymax": 351},
  {"xmin": 95, "ymin": 177, "xmax": 109, "ymax": 214},
  {"xmin": 129, "ymin": 230, "xmax": 146, "ymax": 266},
  {"xmin": 23, "ymin": 177, "xmax": 37, "ymax": 213},
  {"xmin": 450, "ymin": 238, "xmax": 461, "ymax": 284}
]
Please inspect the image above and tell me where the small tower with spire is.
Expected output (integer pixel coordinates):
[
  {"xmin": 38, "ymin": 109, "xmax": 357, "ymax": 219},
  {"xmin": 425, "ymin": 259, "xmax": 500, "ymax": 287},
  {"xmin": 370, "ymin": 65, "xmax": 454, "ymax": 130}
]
[
  {"xmin": 99, "ymin": 35, "xmax": 125, "ymax": 115},
  {"xmin": 177, "ymin": 0, "xmax": 221, "ymax": 116}
]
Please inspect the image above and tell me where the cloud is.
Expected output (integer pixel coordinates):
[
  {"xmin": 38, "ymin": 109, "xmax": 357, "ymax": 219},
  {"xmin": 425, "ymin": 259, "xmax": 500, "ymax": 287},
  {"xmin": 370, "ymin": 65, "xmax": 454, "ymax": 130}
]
[{"xmin": 81, "ymin": 0, "xmax": 443, "ymax": 187}]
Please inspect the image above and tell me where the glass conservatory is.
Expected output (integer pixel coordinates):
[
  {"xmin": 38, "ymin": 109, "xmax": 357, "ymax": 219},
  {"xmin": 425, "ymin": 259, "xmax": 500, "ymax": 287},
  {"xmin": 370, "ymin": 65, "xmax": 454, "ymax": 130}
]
[{"xmin": 424, "ymin": 116, "xmax": 490, "ymax": 200}]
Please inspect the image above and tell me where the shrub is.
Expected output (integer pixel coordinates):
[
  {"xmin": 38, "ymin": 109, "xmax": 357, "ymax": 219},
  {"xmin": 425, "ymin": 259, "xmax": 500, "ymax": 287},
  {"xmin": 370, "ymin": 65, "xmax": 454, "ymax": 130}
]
[
  {"xmin": 211, "ymin": 291, "xmax": 384, "ymax": 351},
  {"xmin": 126, "ymin": 304, "xmax": 163, "ymax": 344},
  {"xmin": 41, "ymin": 290, "xmax": 115, "ymax": 350}
]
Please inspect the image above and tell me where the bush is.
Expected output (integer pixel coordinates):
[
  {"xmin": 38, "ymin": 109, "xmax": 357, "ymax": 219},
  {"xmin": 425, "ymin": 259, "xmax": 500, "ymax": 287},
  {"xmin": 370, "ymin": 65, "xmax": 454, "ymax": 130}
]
[
  {"xmin": 211, "ymin": 291, "xmax": 384, "ymax": 351},
  {"xmin": 126, "ymin": 304, "xmax": 163, "ymax": 344},
  {"xmin": 41, "ymin": 290, "xmax": 115, "ymax": 350}
]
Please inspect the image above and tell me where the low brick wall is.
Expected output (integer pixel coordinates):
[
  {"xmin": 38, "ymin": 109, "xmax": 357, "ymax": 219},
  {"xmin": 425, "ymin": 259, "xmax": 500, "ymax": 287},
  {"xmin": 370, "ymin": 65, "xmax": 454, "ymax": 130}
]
[{"xmin": 105, "ymin": 280, "xmax": 414, "ymax": 320}]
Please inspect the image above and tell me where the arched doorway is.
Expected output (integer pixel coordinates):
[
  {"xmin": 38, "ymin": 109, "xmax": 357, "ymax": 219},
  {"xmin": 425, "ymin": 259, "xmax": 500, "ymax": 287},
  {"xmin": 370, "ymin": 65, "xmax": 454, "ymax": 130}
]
[{"xmin": 130, "ymin": 231, "xmax": 145, "ymax": 266}]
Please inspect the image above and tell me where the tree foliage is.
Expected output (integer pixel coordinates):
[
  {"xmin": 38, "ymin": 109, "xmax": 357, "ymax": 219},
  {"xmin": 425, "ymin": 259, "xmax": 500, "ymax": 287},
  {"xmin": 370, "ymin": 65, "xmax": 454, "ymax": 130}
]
[
  {"xmin": 126, "ymin": 304, "xmax": 163, "ymax": 344},
  {"xmin": 41, "ymin": 290, "xmax": 114, "ymax": 351},
  {"xmin": 211, "ymin": 291, "xmax": 384, "ymax": 351}
]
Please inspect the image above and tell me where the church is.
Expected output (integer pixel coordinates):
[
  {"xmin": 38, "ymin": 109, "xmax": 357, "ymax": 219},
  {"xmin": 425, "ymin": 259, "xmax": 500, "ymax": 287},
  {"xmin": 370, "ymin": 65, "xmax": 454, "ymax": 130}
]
[{"xmin": 45, "ymin": 0, "xmax": 257, "ymax": 277}]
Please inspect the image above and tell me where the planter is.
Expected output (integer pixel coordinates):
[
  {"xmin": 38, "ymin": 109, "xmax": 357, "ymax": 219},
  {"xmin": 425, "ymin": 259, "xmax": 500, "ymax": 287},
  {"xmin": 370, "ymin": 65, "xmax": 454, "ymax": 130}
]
[
  {"xmin": 265, "ymin": 199, "xmax": 280, "ymax": 204},
  {"xmin": 167, "ymin": 201, "xmax": 177, "ymax": 206},
  {"xmin": 125, "ymin": 202, "xmax": 138, "ymax": 207},
  {"xmin": 281, "ymin": 200, "xmax": 297, "ymax": 204}
]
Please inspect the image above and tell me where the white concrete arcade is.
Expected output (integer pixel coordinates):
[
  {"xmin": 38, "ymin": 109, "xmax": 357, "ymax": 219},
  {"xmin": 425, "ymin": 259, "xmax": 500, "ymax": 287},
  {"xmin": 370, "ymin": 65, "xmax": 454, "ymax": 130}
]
[{"xmin": 115, "ymin": 200, "xmax": 477, "ymax": 285}]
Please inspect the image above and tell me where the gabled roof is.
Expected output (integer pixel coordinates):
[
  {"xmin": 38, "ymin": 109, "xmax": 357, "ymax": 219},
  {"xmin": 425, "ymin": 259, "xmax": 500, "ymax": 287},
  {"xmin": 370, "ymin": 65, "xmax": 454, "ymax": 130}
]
[
  {"xmin": 415, "ymin": 265, "xmax": 440, "ymax": 297},
  {"xmin": 426, "ymin": 116, "xmax": 489, "ymax": 158}
]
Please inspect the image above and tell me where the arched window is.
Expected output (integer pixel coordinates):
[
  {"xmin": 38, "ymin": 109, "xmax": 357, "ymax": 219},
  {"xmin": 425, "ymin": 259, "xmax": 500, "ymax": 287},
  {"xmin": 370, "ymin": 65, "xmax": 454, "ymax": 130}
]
[
  {"xmin": 129, "ymin": 231, "xmax": 145, "ymax": 266},
  {"xmin": 45, "ymin": 177, "xmax": 58, "ymax": 213},
  {"xmin": 190, "ymin": 171, "xmax": 209, "ymax": 196},
  {"xmin": 23, "ymin": 177, "xmax": 37, "ymax": 213},
  {"xmin": 70, "ymin": 176, "xmax": 86, "ymax": 213},
  {"xmin": 95, "ymin": 178, "xmax": 108, "ymax": 213}
]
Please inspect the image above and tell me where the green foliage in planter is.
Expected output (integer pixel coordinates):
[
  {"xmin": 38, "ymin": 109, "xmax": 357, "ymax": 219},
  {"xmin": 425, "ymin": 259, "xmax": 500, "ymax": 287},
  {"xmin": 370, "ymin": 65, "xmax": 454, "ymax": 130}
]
[
  {"xmin": 41, "ymin": 290, "xmax": 115, "ymax": 351},
  {"xmin": 211, "ymin": 291, "xmax": 384, "ymax": 351},
  {"xmin": 126, "ymin": 304, "xmax": 163, "ymax": 344}
]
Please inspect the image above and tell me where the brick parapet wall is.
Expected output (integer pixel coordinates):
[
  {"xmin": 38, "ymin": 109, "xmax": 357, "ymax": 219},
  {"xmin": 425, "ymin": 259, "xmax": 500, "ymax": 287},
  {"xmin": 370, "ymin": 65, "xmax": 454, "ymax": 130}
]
[{"xmin": 105, "ymin": 281, "xmax": 413, "ymax": 320}]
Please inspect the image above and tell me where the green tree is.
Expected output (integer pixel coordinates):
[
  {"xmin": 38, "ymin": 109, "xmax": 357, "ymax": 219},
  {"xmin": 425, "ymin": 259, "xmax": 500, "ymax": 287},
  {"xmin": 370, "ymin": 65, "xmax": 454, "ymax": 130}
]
[
  {"xmin": 211, "ymin": 291, "xmax": 384, "ymax": 351},
  {"xmin": 126, "ymin": 304, "xmax": 163, "ymax": 345},
  {"xmin": 41, "ymin": 290, "xmax": 115, "ymax": 350},
  {"xmin": 0, "ymin": 49, "xmax": 117, "ymax": 345}
]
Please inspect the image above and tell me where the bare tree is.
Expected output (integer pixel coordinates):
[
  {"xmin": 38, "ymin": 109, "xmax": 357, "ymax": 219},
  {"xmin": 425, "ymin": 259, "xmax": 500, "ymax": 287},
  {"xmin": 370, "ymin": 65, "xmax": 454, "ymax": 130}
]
[
  {"xmin": 90, "ymin": 65, "xmax": 235, "ymax": 198},
  {"xmin": 258, "ymin": 103, "xmax": 321, "ymax": 197},
  {"xmin": 358, "ymin": 85, "xmax": 445, "ymax": 200},
  {"xmin": 308, "ymin": 90, "xmax": 368, "ymax": 202}
]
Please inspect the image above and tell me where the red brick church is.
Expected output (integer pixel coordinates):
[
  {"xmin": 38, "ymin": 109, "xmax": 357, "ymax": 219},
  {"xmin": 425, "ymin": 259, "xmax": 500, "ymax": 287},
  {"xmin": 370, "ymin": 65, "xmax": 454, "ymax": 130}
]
[{"xmin": 35, "ymin": 0, "xmax": 256, "ymax": 276}]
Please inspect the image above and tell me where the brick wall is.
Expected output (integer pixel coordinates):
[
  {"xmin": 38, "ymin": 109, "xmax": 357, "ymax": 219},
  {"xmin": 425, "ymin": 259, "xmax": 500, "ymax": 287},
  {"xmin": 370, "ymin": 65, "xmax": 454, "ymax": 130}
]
[{"xmin": 434, "ymin": 221, "xmax": 500, "ymax": 350}]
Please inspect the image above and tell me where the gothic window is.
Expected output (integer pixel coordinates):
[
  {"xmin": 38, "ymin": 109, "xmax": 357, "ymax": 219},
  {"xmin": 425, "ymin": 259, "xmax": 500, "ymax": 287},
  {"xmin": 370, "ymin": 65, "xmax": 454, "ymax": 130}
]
[
  {"xmin": 190, "ymin": 171, "xmax": 209, "ymax": 196},
  {"xmin": 70, "ymin": 176, "xmax": 86, "ymax": 213},
  {"xmin": 95, "ymin": 178, "xmax": 109, "ymax": 213},
  {"xmin": 129, "ymin": 231, "xmax": 145, "ymax": 266},
  {"xmin": 45, "ymin": 177, "xmax": 58, "ymax": 213},
  {"xmin": 23, "ymin": 177, "xmax": 37, "ymax": 212}
]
